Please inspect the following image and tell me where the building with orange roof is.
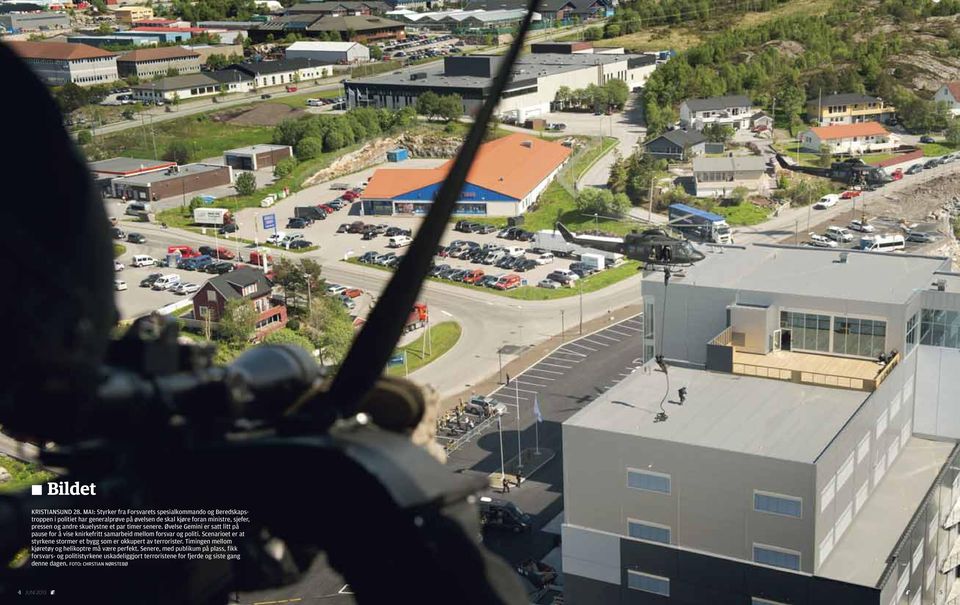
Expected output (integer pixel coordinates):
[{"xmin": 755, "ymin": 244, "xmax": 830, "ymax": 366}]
[
  {"xmin": 4, "ymin": 40, "xmax": 118, "ymax": 87},
  {"xmin": 361, "ymin": 133, "xmax": 572, "ymax": 217},
  {"xmin": 800, "ymin": 121, "xmax": 899, "ymax": 156}
]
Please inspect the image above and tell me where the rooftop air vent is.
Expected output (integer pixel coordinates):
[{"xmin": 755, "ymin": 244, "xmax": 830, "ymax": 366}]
[
  {"xmin": 837, "ymin": 252, "xmax": 849, "ymax": 264},
  {"xmin": 935, "ymin": 279, "xmax": 947, "ymax": 291}
]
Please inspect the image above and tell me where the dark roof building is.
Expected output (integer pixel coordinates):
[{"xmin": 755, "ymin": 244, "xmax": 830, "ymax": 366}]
[
  {"xmin": 463, "ymin": 0, "xmax": 576, "ymax": 19},
  {"xmin": 304, "ymin": 14, "xmax": 406, "ymax": 42},
  {"xmin": 682, "ymin": 94, "xmax": 752, "ymax": 113},
  {"xmin": 193, "ymin": 268, "xmax": 287, "ymax": 338},
  {"xmin": 643, "ymin": 129, "xmax": 708, "ymax": 161},
  {"xmin": 286, "ymin": 1, "xmax": 391, "ymax": 15}
]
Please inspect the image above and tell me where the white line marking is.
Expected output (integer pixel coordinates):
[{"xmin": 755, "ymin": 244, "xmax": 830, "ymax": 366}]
[
  {"xmin": 581, "ymin": 338, "xmax": 610, "ymax": 347},
  {"xmin": 523, "ymin": 374, "xmax": 555, "ymax": 381},
  {"xmin": 564, "ymin": 343, "xmax": 596, "ymax": 353},
  {"xmin": 591, "ymin": 333, "xmax": 621, "ymax": 343},
  {"xmin": 606, "ymin": 328, "xmax": 635, "ymax": 337},
  {"xmin": 551, "ymin": 351, "xmax": 585, "ymax": 358},
  {"xmin": 538, "ymin": 361, "xmax": 573, "ymax": 369},
  {"xmin": 515, "ymin": 380, "xmax": 548, "ymax": 388},
  {"xmin": 526, "ymin": 367, "xmax": 563, "ymax": 375}
]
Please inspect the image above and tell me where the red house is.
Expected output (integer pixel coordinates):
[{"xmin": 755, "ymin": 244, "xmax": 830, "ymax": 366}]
[{"xmin": 193, "ymin": 267, "xmax": 287, "ymax": 338}]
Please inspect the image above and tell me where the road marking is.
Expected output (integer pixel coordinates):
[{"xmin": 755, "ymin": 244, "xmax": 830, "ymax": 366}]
[
  {"xmin": 493, "ymin": 387, "xmax": 540, "ymax": 395},
  {"xmin": 581, "ymin": 338, "xmax": 610, "ymax": 347},
  {"xmin": 514, "ymin": 379, "xmax": 548, "ymax": 387},
  {"xmin": 254, "ymin": 599, "xmax": 303, "ymax": 605},
  {"xmin": 551, "ymin": 350, "xmax": 585, "ymax": 359},
  {"xmin": 605, "ymin": 328, "xmax": 636, "ymax": 338},
  {"xmin": 538, "ymin": 361, "xmax": 573, "ymax": 369},
  {"xmin": 526, "ymin": 367, "xmax": 563, "ymax": 375},
  {"xmin": 591, "ymin": 333, "xmax": 621, "ymax": 343},
  {"xmin": 563, "ymin": 343, "xmax": 596, "ymax": 353}
]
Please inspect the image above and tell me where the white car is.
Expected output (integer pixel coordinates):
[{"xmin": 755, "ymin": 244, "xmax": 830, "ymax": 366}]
[
  {"xmin": 173, "ymin": 283, "xmax": 200, "ymax": 295},
  {"xmin": 848, "ymin": 219, "xmax": 876, "ymax": 233},
  {"xmin": 114, "ymin": 279, "xmax": 127, "ymax": 291},
  {"xmin": 807, "ymin": 233, "xmax": 838, "ymax": 248},
  {"xmin": 266, "ymin": 232, "xmax": 287, "ymax": 245},
  {"xmin": 326, "ymin": 283, "xmax": 346, "ymax": 295},
  {"xmin": 535, "ymin": 253, "xmax": 555, "ymax": 265},
  {"xmin": 813, "ymin": 194, "xmax": 840, "ymax": 209},
  {"xmin": 114, "ymin": 260, "xmax": 124, "ymax": 272},
  {"xmin": 538, "ymin": 279, "xmax": 562, "ymax": 289}
]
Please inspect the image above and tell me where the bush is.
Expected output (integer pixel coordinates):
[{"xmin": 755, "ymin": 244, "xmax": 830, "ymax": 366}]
[
  {"xmin": 261, "ymin": 328, "xmax": 315, "ymax": 355},
  {"xmin": 163, "ymin": 141, "xmax": 191, "ymax": 164},
  {"xmin": 322, "ymin": 130, "xmax": 346, "ymax": 152},
  {"xmin": 286, "ymin": 318, "xmax": 301, "ymax": 331},
  {"xmin": 77, "ymin": 130, "xmax": 93, "ymax": 145},
  {"xmin": 296, "ymin": 136, "xmax": 324, "ymax": 160},
  {"xmin": 273, "ymin": 157, "xmax": 298, "ymax": 178},
  {"xmin": 235, "ymin": 171, "xmax": 257, "ymax": 196}
]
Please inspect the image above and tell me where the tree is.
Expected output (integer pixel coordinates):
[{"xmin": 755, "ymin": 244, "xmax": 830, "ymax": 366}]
[
  {"xmin": 416, "ymin": 91, "xmax": 440, "ymax": 118},
  {"xmin": 163, "ymin": 141, "xmax": 191, "ymax": 164},
  {"xmin": 54, "ymin": 83, "xmax": 89, "ymax": 114},
  {"xmin": 817, "ymin": 143, "xmax": 832, "ymax": 168},
  {"xmin": 261, "ymin": 328, "xmax": 316, "ymax": 355},
  {"xmin": 97, "ymin": 22, "xmax": 112, "ymax": 34},
  {"xmin": 370, "ymin": 45, "xmax": 383, "ymax": 60},
  {"xmin": 218, "ymin": 298, "xmax": 257, "ymax": 345},
  {"xmin": 166, "ymin": 67, "xmax": 180, "ymax": 77},
  {"xmin": 947, "ymin": 119, "xmax": 960, "ymax": 146},
  {"xmin": 584, "ymin": 26, "xmax": 603, "ymax": 41},
  {"xmin": 730, "ymin": 186, "xmax": 749, "ymax": 205},
  {"xmin": 554, "ymin": 86, "xmax": 572, "ymax": 110},
  {"xmin": 77, "ymin": 130, "xmax": 93, "ymax": 145},
  {"xmin": 607, "ymin": 152, "xmax": 629, "ymax": 194},
  {"xmin": 604, "ymin": 79, "xmax": 629, "ymax": 109},
  {"xmin": 235, "ymin": 171, "xmax": 257, "ymax": 196},
  {"xmin": 304, "ymin": 297, "xmax": 355, "ymax": 366},
  {"xmin": 574, "ymin": 188, "xmax": 630, "ymax": 216},
  {"xmin": 271, "ymin": 257, "xmax": 324, "ymax": 312},
  {"xmin": 436, "ymin": 94, "xmax": 463, "ymax": 121},
  {"xmin": 323, "ymin": 129, "xmax": 347, "ymax": 152},
  {"xmin": 296, "ymin": 136, "xmax": 324, "ymax": 159},
  {"xmin": 702, "ymin": 123, "xmax": 734, "ymax": 143},
  {"xmin": 189, "ymin": 196, "xmax": 204, "ymax": 213},
  {"xmin": 273, "ymin": 157, "xmax": 298, "ymax": 178}
]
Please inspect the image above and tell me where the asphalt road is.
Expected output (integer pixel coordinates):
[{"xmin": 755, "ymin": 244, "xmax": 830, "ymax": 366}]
[{"xmin": 235, "ymin": 315, "xmax": 645, "ymax": 605}]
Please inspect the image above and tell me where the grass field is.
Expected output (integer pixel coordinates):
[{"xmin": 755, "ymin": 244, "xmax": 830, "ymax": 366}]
[
  {"xmin": 0, "ymin": 455, "xmax": 54, "ymax": 494},
  {"xmin": 920, "ymin": 142, "xmax": 960, "ymax": 157},
  {"xmin": 114, "ymin": 243, "xmax": 126, "ymax": 257},
  {"xmin": 861, "ymin": 153, "xmax": 896, "ymax": 165},
  {"xmin": 348, "ymin": 258, "xmax": 641, "ymax": 300},
  {"xmin": 713, "ymin": 203, "xmax": 770, "ymax": 226},
  {"xmin": 84, "ymin": 114, "xmax": 274, "ymax": 163},
  {"xmin": 777, "ymin": 142, "xmax": 821, "ymax": 166},
  {"xmin": 387, "ymin": 321, "xmax": 461, "ymax": 376}
]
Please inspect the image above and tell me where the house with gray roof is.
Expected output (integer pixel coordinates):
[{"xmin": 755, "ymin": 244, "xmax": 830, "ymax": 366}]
[
  {"xmin": 642, "ymin": 129, "xmax": 707, "ymax": 161},
  {"xmin": 679, "ymin": 94, "xmax": 753, "ymax": 131},
  {"xmin": 692, "ymin": 155, "xmax": 767, "ymax": 197},
  {"xmin": 192, "ymin": 267, "xmax": 287, "ymax": 338}
]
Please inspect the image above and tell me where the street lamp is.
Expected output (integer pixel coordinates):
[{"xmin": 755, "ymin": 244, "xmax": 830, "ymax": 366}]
[
  {"xmin": 579, "ymin": 279, "xmax": 584, "ymax": 334},
  {"xmin": 495, "ymin": 404, "xmax": 506, "ymax": 480}
]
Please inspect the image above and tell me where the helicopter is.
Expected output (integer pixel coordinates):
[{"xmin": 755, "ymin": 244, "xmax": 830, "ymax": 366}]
[{"xmin": 554, "ymin": 221, "xmax": 706, "ymax": 267}]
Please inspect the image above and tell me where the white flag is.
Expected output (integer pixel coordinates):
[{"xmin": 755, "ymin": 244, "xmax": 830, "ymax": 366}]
[{"xmin": 533, "ymin": 394, "xmax": 543, "ymax": 423}]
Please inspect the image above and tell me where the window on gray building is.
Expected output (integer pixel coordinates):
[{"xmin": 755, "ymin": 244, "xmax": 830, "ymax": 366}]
[
  {"xmin": 627, "ymin": 570, "xmax": 670, "ymax": 596},
  {"xmin": 627, "ymin": 469, "xmax": 671, "ymax": 494},
  {"xmin": 834, "ymin": 316, "xmax": 886, "ymax": 358},
  {"xmin": 781, "ymin": 311, "xmax": 830, "ymax": 352},
  {"xmin": 906, "ymin": 313, "xmax": 918, "ymax": 352},
  {"xmin": 754, "ymin": 492, "xmax": 802, "ymax": 518},
  {"xmin": 627, "ymin": 520, "xmax": 671, "ymax": 544},
  {"xmin": 920, "ymin": 309, "xmax": 960, "ymax": 348},
  {"xmin": 753, "ymin": 545, "xmax": 801, "ymax": 571}
]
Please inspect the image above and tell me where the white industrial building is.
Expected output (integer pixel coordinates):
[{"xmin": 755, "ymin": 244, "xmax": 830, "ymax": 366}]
[
  {"xmin": 345, "ymin": 51, "xmax": 659, "ymax": 121},
  {"xmin": 285, "ymin": 40, "xmax": 370, "ymax": 63}
]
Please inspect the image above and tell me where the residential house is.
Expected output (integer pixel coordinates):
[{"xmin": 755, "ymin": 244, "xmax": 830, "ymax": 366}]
[
  {"xmin": 131, "ymin": 73, "xmax": 222, "ymax": 102},
  {"xmin": 679, "ymin": 95, "xmax": 753, "ymax": 131},
  {"xmin": 933, "ymin": 82, "xmax": 960, "ymax": 116},
  {"xmin": 225, "ymin": 58, "xmax": 334, "ymax": 89},
  {"xmin": 4, "ymin": 40, "xmax": 118, "ymax": 87},
  {"xmin": 643, "ymin": 129, "xmax": 707, "ymax": 161},
  {"xmin": 117, "ymin": 47, "xmax": 201, "ymax": 79},
  {"xmin": 207, "ymin": 69, "xmax": 256, "ymax": 94},
  {"xmin": 806, "ymin": 93, "xmax": 896, "ymax": 125},
  {"xmin": 563, "ymin": 244, "xmax": 960, "ymax": 605},
  {"xmin": 568, "ymin": 0, "xmax": 616, "ymax": 20},
  {"xmin": 801, "ymin": 122, "xmax": 899, "ymax": 155},
  {"xmin": 193, "ymin": 268, "xmax": 287, "ymax": 338},
  {"xmin": 692, "ymin": 155, "xmax": 767, "ymax": 197}
]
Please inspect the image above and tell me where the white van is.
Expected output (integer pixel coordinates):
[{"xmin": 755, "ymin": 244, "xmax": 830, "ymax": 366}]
[
  {"xmin": 859, "ymin": 234, "xmax": 905, "ymax": 252},
  {"xmin": 504, "ymin": 246, "xmax": 525, "ymax": 257},
  {"xmin": 132, "ymin": 254, "xmax": 157, "ymax": 267},
  {"xmin": 535, "ymin": 252, "xmax": 555, "ymax": 265},
  {"xmin": 814, "ymin": 194, "xmax": 840, "ymax": 209},
  {"xmin": 388, "ymin": 235, "xmax": 413, "ymax": 248},
  {"xmin": 825, "ymin": 226, "xmax": 853, "ymax": 243},
  {"xmin": 151, "ymin": 274, "xmax": 182, "ymax": 291}
]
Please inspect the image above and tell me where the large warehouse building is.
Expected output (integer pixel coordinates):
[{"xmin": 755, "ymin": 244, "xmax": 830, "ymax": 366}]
[
  {"xmin": 345, "ymin": 51, "xmax": 658, "ymax": 121},
  {"xmin": 360, "ymin": 133, "xmax": 571, "ymax": 216},
  {"xmin": 284, "ymin": 40, "xmax": 370, "ymax": 63}
]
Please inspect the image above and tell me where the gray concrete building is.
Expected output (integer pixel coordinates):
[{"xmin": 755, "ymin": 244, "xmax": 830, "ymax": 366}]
[
  {"xmin": 563, "ymin": 244, "xmax": 960, "ymax": 605},
  {"xmin": 692, "ymin": 155, "xmax": 768, "ymax": 197}
]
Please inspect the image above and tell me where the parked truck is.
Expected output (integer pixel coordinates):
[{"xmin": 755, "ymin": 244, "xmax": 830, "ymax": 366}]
[
  {"xmin": 667, "ymin": 203, "xmax": 733, "ymax": 244},
  {"xmin": 295, "ymin": 206, "xmax": 326, "ymax": 221},
  {"xmin": 580, "ymin": 253, "xmax": 606, "ymax": 272},
  {"xmin": 193, "ymin": 207, "xmax": 233, "ymax": 226},
  {"xmin": 403, "ymin": 303, "xmax": 429, "ymax": 333}
]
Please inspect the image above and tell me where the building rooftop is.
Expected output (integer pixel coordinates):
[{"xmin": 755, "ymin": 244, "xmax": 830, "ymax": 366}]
[
  {"xmin": 225, "ymin": 144, "xmax": 291, "ymax": 155},
  {"xmin": 228, "ymin": 57, "xmax": 331, "ymax": 75},
  {"xmin": 111, "ymin": 163, "xmax": 226, "ymax": 185},
  {"xmin": 348, "ymin": 52, "xmax": 648, "ymax": 91},
  {"xmin": 809, "ymin": 121, "xmax": 890, "ymax": 140},
  {"xmin": 118, "ymin": 46, "xmax": 200, "ymax": 62},
  {"xmin": 132, "ymin": 73, "xmax": 219, "ymax": 91},
  {"xmin": 363, "ymin": 133, "xmax": 571, "ymax": 200},
  {"xmin": 817, "ymin": 438, "xmax": 954, "ymax": 587},
  {"xmin": 205, "ymin": 267, "xmax": 272, "ymax": 301},
  {"xmin": 286, "ymin": 40, "xmax": 363, "ymax": 52},
  {"xmin": 304, "ymin": 14, "xmax": 405, "ymax": 31},
  {"xmin": 682, "ymin": 95, "xmax": 752, "ymax": 112},
  {"xmin": 88, "ymin": 157, "xmax": 176, "ymax": 176},
  {"xmin": 647, "ymin": 129, "xmax": 707, "ymax": 149},
  {"xmin": 642, "ymin": 244, "xmax": 951, "ymax": 306},
  {"xmin": 692, "ymin": 155, "xmax": 765, "ymax": 173},
  {"xmin": 565, "ymin": 364, "xmax": 869, "ymax": 463},
  {"xmin": 4, "ymin": 40, "xmax": 116, "ymax": 60},
  {"xmin": 208, "ymin": 69, "xmax": 254, "ymax": 83},
  {"xmin": 815, "ymin": 93, "xmax": 884, "ymax": 107}
]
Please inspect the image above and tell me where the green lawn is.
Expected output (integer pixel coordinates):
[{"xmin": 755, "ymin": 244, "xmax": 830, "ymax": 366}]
[
  {"xmin": 713, "ymin": 203, "xmax": 771, "ymax": 226},
  {"xmin": 0, "ymin": 455, "xmax": 54, "ymax": 494},
  {"xmin": 84, "ymin": 114, "xmax": 274, "ymax": 162},
  {"xmin": 920, "ymin": 142, "xmax": 960, "ymax": 157},
  {"xmin": 347, "ymin": 258, "xmax": 641, "ymax": 300},
  {"xmin": 777, "ymin": 142, "xmax": 821, "ymax": 166},
  {"xmin": 861, "ymin": 153, "xmax": 896, "ymax": 165},
  {"xmin": 113, "ymin": 243, "xmax": 126, "ymax": 257},
  {"xmin": 387, "ymin": 321, "xmax": 461, "ymax": 376}
]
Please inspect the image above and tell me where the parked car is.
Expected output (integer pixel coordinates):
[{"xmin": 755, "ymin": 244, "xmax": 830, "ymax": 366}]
[
  {"xmin": 338, "ymin": 295, "xmax": 356, "ymax": 310},
  {"xmin": 111, "ymin": 227, "xmax": 125, "ymax": 240},
  {"xmin": 514, "ymin": 259, "xmax": 537, "ymax": 272},
  {"xmin": 139, "ymin": 273, "xmax": 162, "ymax": 287},
  {"xmin": 219, "ymin": 223, "xmax": 238, "ymax": 234},
  {"xmin": 205, "ymin": 261, "xmax": 234, "ymax": 274},
  {"xmin": 359, "ymin": 251, "xmax": 379, "ymax": 263},
  {"xmin": 479, "ymin": 275, "xmax": 501, "ymax": 288},
  {"xmin": 337, "ymin": 223, "xmax": 351, "ymax": 233},
  {"xmin": 173, "ymin": 282, "xmax": 200, "ymax": 295},
  {"xmin": 288, "ymin": 240, "xmax": 312, "ymax": 249},
  {"xmin": 825, "ymin": 226, "xmax": 854, "ymax": 243},
  {"xmin": 546, "ymin": 270, "xmax": 578, "ymax": 285},
  {"xmin": 538, "ymin": 279, "xmax": 562, "ymax": 289},
  {"xmin": 328, "ymin": 199, "xmax": 347, "ymax": 210},
  {"xmin": 475, "ymin": 224, "xmax": 497, "ymax": 234},
  {"xmin": 448, "ymin": 269, "xmax": 469, "ymax": 282},
  {"xmin": 127, "ymin": 232, "xmax": 146, "ymax": 244},
  {"xmin": 362, "ymin": 230, "xmax": 378, "ymax": 240},
  {"xmin": 132, "ymin": 255, "xmax": 158, "ymax": 268},
  {"xmin": 806, "ymin": 233, "xmax": 838, "ymax": 248},
  {"xmin": 375, "ymin": 253, "xmax": 397, "ymax": 266},
  {"xmin": 455, "ymin": 220, "xmax": 478, "ymax": 233},
  {"xmin": 839, "ymin": 190, "xmax": 861, "ymax": 200},
  {"xmin": 114, "ymin": 279, "xmax": 127, "ymax": 291},
  {"xmin": 478, "ymin": 497, "xmax": 532, "ymax": 533},
  {"xmin": 261, "ymin": 94, "xmax": 272, "ymax": 99},
  {"xmin": 348, "ymin": 221, "xmax": 367, "ymax": 233},
  {"xmin": 920, "ymin": 135, "xmax": 936, "ymax": 144},
  {"xmin": 569, "ymin": 262, "xmax": 597, "ymax": 278},
  {"xmin": 114, "ymin": 260, "xmax": 124, "ymax": 271},
  {"xmin": 318, "ymin": 204, "xmax": 336, "ymax": 214},
  {"xmin": 907, "ymin": 231, "xmax": 936, "ymax": 243},
  {"xmin": 429, "ymin": 264, "xmax": 450, "ymax": 277},
  {"xmin": 924, "ymin": 159, "xmax": 940, "ymax": 170},
  {"xmin": 438, "ymin": 267, "xmax": 459, "ymax": 279},
  {"xmin": 493, "ymin": 274, "xmax": 521, "ymax": 290},
  {"xmin": 535, "ymin": 252, "xmax": 555, "ymax": 265},
  {"xmin": 906, "ymin": 163, "xmax": 924, "ymax": 175},
  {"xmin": 326, "ymin": 284, "xmax": 346, "ymax": 295},
  {"xmin": 344, "ymin": 288, "xmax": 364, "ymax": 298},
  {"xmin": 814, "ymin": 194, "xmax": 840, "ymax": 209},
  {"xmin": 848, "ymin": 219, "xmax": 876, "ymax": 233},
  {"xmin": 463, "ymin": 269, "xmax": 485, "ymax": 284},
  {"xmin": 287, "ymin": 218, "xmax": 309, "ymax": 229}
]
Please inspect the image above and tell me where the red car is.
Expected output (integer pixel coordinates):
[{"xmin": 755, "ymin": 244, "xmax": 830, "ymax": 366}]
[
  {"xmin": 342, "ymin": 190, "xmax": 360, "ymax": 202},
  {"xmin": 463, "ymin": 269, "xmax": 485, "ymax": 284},
  {"xmin": 168, "ymin": 245, "xmax": 199, "ymax": 258},
  {"xmin": 317, "ymin": 204, "xmax": 335, "ymax": 214},
  {"xmin": 493, "ymin": 274, "xmax": 521, "ymax": 290},
  {"xmin": 344, "ymin": 288, "xmax": 363, "ymax": 299},
  {"xmin": 840, "ymin": 190, "xmax": 862, "ymax": 199}
]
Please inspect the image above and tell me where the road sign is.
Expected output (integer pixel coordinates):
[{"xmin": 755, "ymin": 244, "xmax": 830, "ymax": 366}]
[
  {"xmin": 262, "ymin": 213, "xmax": 276, "ymax": 231},
  {"xmin": 387, "ymin": 352, "xmax": 405, "ymax": 366}
]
